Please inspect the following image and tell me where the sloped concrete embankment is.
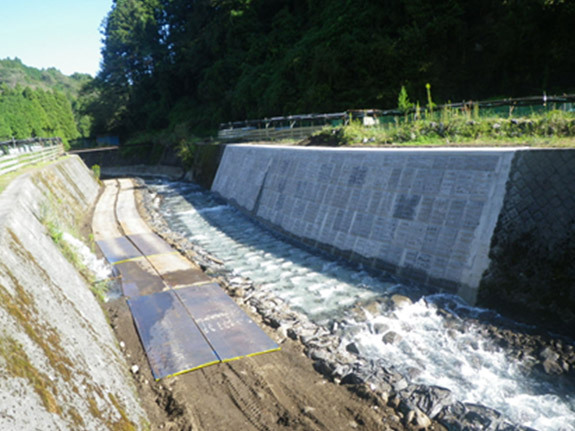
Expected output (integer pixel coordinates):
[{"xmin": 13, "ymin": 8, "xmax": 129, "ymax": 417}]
[
  {"xmin": 0, "ymin": 156, "xmax": 147, "ymax": 430},
  {"xmin": 212, "ymin": 145, "xmax": 575, "ymax": 333},
  {"xmin": 212, "ymin": 145, "xmax": 514, "ymax": 304}
]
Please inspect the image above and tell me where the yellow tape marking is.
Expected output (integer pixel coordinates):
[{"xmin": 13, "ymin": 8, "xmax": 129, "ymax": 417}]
[
  {"xmin": 156, "ymin": 359, "xmax": 221, "ymax": 381},
  {"xmin": 112, "ymin": 251, "xmax": 179, "ymax": 266}
]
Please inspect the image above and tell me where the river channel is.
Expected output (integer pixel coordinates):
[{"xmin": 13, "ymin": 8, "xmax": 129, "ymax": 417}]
[{"xmin": 147, "ymin": 179, "xmax": 575, "ymax": 431}]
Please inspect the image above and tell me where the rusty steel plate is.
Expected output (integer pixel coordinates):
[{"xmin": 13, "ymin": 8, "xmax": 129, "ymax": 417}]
[
  {"xmin": 128, "ymin": 290, "xmax": 219, "ymax": 379},
  {"xmin": 96, "ymin": 237, "xmax": 142, "ymax": 264},
  {"xmin": 115, "ymin": 259, "xmax": 167, "ymax": 297},
  {"xmin": 146, "ymin": 253, "xmax": 212, "ymax": 288},
  {"xmin": 175, "ymin": 284, "xmax": 280, "ymax": 362},
  {"xmin": 162, "ymin": 268, "xmax": 213, "ymax": 289},
  {"xmin": 127, "ymin": 233, "xmax": 174, "ymax": 257}
]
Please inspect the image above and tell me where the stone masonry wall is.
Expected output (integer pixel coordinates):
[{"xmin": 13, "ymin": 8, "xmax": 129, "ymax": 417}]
[
  {"xmin": 479, "ymin": 149, "xmax": 575, "ymax": 333},
  {"xmin": 212, "ymin": 145, "xmax": 516, "ymax": 303}
]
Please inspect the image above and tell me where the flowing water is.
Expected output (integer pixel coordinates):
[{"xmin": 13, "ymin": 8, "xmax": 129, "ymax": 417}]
[
  {"xmin": 62, "ymin": 232, "xmax": 121, "ymax": 301},
  {"xmin": 148, "ymin": 180, "xmax": 575, "ymax": 431}
]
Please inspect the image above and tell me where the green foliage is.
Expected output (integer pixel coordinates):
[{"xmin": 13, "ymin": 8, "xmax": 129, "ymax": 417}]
[
  {"xmin": 397, "ymin": 86, "xmax": 414, "ymax": 114},
  {"xmin": 314, "ymin": 110, "xmax": 575, "ymax": 147},
  {"xmin": 0, "ymin": 85, "xmax": 80, "ymax": 141},
  {"xmin": 177, "ymin": 142, "xmax": 196, "ymax": 170},
  {"xmin": 91, "ymin": 164, "xmax": 101, "ymax": 181},
  {"xmin": 0, "ymin": 58, "xmax": 93, "ymax": 138},
  {"xmin": 86, "ymin": 0, "xmax": 575, "ymax": 142},
  {"xmin": 90, "ymin": 280, "xmax": 110, "ymax": 305},
  {"xmin": 40, "ymin": 203, "xmax": 113, "ymax": 304},
  {"xmin": 425, "ymin": 83, "xmax": 436, "ymax": 115},
  {"xmin": 0, "ymin": 58, "xmax": 91, "ymax": 100}
]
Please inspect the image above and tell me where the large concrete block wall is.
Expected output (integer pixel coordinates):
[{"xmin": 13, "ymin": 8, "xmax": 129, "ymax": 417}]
[
  {"xmin": 212, "ymin": 145, "xmax": 518, "ymax": 303},
  {"xmin": 0, "ymin": 157, "xmax": 147, "ymax": 430}
]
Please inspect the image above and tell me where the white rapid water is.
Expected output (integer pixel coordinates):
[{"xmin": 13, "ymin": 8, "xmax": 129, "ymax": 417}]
[
  {"xmin": 62, "ymin": 232, "xmax": 120, "ymax": 301},
  {"xmin": 150, "ymin": 180, "xmax": 575, "ymax": 431}
]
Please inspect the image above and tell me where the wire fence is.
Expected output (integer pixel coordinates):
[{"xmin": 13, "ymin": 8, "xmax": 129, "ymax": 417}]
[
  {"xmin": 0, "ymin": 137, "xmax": 65, "ymax": 177},
  {"xmin": 218, "ymin": 93, "xmax": 575, "ymax": 142}
]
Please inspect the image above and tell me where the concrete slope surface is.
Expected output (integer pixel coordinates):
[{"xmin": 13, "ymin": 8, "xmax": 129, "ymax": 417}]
[{"xmin": 0, "ymin": 157, "xmax": 147, "ymax": 430}]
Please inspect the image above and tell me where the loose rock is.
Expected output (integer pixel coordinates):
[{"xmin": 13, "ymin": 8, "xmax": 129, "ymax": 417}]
[
  {"xmin": 382, "ymin": 331, "xmax": 402, "ymax": 345},
  {"xmin": 391, "ymin": 294, "xmax": 413, "ymax": 309},
  {"xmin": 346, "ymin": 342, "xmax": 361, "ymax": 355}
]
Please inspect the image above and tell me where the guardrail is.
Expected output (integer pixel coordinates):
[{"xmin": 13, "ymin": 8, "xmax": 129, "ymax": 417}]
[
  {"xmin": 218, "ymin": 125, "xmax": 326, "ymax": 142},
  {"xmin": 0, "ymin": 137, "xmax": 65, "ymax": 177}
]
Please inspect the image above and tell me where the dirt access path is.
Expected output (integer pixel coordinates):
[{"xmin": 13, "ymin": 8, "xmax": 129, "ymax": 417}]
[{"xmin": 96, "ymin": 178, "xmax": 440, "ymax": 431}]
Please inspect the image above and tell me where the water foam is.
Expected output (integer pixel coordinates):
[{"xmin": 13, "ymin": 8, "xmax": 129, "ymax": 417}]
[
  {"xmin": 150, "ymin": 180, "xmax": 575, "ymax": 431},
  {"xmin": 62, "ymin": 233, "xmax": 120, "ymax": 301}
]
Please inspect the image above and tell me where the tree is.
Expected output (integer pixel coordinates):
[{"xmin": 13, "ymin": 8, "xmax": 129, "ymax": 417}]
[
  {"xmin": 397, "ymin": 86, "xmax": 414, "ymax": 114},
  {"xmin": 87, "ymin": 0, "xmax": 575, "ymax": 138},
  {"xmin": 0, "ymin": 85, "xmax": 79, "ymax": 141}
]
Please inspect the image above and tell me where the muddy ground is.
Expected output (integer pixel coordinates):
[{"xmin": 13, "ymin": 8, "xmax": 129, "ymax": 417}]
[
  {"xmin": 97, "ymin": 181, "xmax": 447, "ymax": 431},
  {"xmin": 106, "ymin": 297, "xmax": 416, "ymax": 431}
]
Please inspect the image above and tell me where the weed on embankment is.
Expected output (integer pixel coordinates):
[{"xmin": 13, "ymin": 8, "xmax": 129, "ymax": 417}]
[{"xmin": 312, "ymin": 109, "xmax": 575, "ymax": 148}]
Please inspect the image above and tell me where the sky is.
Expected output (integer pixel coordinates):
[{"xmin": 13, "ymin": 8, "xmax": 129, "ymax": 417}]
[{"xmin": 0, "ymin": 0, "xmax": 114, "ymax": 76}]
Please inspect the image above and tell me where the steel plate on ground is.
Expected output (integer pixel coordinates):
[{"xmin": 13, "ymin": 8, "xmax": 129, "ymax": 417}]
[
  {"xmin": 128, "ymin": 290, "xmax": 219, "ymax": 379},
  {"xmin": 92, "ymin": 181, "xmax": 123, "ymax": 240},
  {"xmin": 147, "ymin": 254, "xmax": 212, "ymax": 288},
  {"xmin": 116, "ymin": 179, "xmax": 152, "ymax": 235},
  {"xmin": 96, "ymin": 237, "xmax": 142, "ymax": 264},
  {"xmin": 175, "ymin": 284, "xmax": 280, "ymax": 362},
  {"xmin": 115, "ymin": 259, "xmax": 168, "ymax": 297},
  {"xmin": 127, "ymin": 233, "xmax": 175, "ymax": 257}
]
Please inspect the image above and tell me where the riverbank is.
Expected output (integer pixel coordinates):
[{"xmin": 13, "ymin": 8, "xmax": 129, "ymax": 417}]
[
  {"xmin": 0, "ymin": 157, "xmax": 147, "ymax": 430},
  {"xmin": 100, "ymin": 177, "xmax": 430, "ymax": 431},
  {"xmin": 134, "ymin": 177, "xmax": 575, "ymax": 430}
]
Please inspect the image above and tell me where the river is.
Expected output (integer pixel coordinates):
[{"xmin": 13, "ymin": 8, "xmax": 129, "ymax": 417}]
[{"xmin": 147, "ymin": 179, "xmax": 575, "ymax": 431}]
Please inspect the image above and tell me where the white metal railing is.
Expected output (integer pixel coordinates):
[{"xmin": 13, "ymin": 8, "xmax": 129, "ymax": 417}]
[
  {"xmin": 218, "ymin": 125, "xmax": 326, "ymax": 142},
  {"xmin": 0, "ymin": 138, "xmax": 65, "ymax": 177}
]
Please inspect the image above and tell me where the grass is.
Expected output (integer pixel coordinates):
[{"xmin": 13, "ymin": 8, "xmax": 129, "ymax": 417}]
[
  {"xmin": 39, "ymin": 195, "xmax": 112, "ymax": 304},
  {"xmin": 0, "ymin": 253, "xmax": 74, "ymax": 384},
  {"xmin": 0, "ymin": 156, "xmax": 68, "ymax": 195},
  {"xmin": 0, "ymin": 336, "xmax": 61, "ymax": 415},
  {"xmin": 108, "ymin": 393, "xmax": 137, "ymax": 431},
  {"xmin": 47, "ymin": 220, "xmax": 112, "ymax": 304},
  {"xmin": 311, "ymin": 109, "xmax": 575, "ymax": 148},
  {"xmin": 91, "ymin": 164, "xmax": 101, "ymax": 183},
  {"xmin": 67, "ymin": 407, "xmax": 85, "ymax": 428}
]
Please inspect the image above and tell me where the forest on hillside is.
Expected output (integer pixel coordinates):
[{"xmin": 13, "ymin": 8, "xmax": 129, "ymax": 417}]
[
  {"xmin": 0, "ymin": 58, "xmax": 91, "ymax": 101},
  {"xmin": 0, "ymin": 85, "xmax": 79, "ymax": 144},
  {"xmin": 87, "ymin": 0, "xmax": 575, "ymax": 138},
  {"xmin": 0, "ymin": 58, "xmax": 93, "ymax": 140}
]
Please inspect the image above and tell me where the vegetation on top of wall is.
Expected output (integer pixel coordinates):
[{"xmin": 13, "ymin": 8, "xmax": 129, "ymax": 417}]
[{"xmin": 310, "ymin": 109, "xmax": 575, "ymax": 148}]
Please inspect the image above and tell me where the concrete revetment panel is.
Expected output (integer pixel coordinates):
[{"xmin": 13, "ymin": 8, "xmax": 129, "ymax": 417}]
[{"xmin": 212, "ymin": 145, "xmax": 518, "ymax": 303}]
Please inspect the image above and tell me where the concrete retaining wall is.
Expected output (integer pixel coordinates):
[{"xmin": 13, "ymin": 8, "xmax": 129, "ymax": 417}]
[
  {"xmin": 212, "ymin": 145, "xmax": 574, "ymax": 321},
  {"xmin": 0, "ymin": 156, "xmax": 147, "ymax": 430}
]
